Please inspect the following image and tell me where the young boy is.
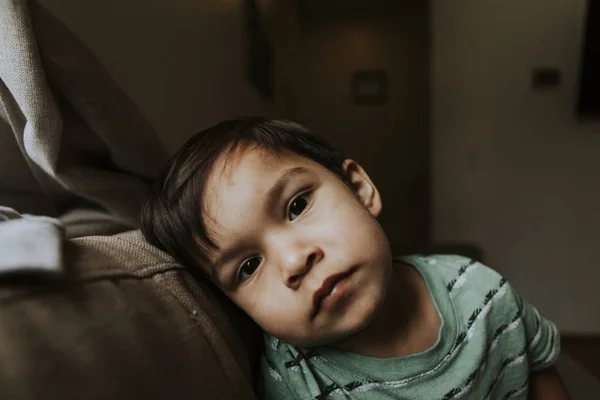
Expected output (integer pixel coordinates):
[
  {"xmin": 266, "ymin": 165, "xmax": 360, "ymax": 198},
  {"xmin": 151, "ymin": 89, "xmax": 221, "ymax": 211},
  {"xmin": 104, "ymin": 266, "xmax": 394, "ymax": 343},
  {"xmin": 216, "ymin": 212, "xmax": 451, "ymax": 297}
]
[{"xmin": 141, "ymin": 118, "xmax": 570, "ymax": 399}]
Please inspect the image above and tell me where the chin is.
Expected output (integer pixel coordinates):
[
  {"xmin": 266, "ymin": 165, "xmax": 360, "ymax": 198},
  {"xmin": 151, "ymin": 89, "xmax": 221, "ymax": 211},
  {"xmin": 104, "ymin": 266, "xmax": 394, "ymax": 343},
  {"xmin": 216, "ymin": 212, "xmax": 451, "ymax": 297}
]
[
  {"xmin": 270, "ymin": 308, "xmax": 381, "ymax": 348},
  {"xmin": 266, "ymin": 326, "xmax": 325, "ymax": 347},
  {"xmin": 348, "ymin": 281, "xmax": 389, "ymax": 326},
  {"xmin": 352, "ymin": 298, "xmax": 385, "ymax": 330}
]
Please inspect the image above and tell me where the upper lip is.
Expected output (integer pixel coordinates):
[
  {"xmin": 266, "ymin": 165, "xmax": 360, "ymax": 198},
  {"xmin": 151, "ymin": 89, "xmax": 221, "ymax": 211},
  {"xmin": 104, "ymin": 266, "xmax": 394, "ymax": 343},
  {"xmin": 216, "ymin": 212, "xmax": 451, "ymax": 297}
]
[{"xmin": 311, "ymin": 269, "xmax": 354, "ymax": 317}]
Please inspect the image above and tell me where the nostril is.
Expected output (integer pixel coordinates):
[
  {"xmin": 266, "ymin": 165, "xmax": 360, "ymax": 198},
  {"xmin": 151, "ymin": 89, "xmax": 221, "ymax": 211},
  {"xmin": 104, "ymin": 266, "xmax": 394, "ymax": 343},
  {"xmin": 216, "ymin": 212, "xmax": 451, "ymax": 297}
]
[
  {"xmin": 289, "ymin": 274, "xmax": 300, "ymax": 286},
  {"xmin": 308, "ymin": 249, "xmax": 324, "ymax": 269},
  {"xmin": 307, "ymin": 253, "xmax": 317, "ymax": 269}
]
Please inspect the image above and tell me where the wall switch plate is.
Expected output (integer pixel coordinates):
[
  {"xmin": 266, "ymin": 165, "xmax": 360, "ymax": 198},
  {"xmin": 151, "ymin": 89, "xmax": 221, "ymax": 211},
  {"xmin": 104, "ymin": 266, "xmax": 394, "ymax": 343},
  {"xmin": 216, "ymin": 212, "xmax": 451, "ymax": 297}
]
[{"xmin": 532, "ymin": 68, "xmax": 561, "ymax": 89}]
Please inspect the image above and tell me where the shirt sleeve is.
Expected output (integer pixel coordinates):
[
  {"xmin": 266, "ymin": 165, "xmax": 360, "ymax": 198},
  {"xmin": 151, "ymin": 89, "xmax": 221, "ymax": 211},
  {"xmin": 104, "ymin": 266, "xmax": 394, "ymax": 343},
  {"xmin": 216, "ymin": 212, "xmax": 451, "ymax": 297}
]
[{"xmin": 512, "ymin": 289, "xmax": 561, "ymax": 372}]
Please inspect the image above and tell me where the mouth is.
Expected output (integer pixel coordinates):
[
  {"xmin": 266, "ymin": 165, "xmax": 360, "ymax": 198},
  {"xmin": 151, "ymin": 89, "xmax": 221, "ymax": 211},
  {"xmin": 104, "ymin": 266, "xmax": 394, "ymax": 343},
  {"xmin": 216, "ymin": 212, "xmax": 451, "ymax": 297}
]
[{"xmin": 311, "ymin": 267, "xmax": 357, "ymax": 318}]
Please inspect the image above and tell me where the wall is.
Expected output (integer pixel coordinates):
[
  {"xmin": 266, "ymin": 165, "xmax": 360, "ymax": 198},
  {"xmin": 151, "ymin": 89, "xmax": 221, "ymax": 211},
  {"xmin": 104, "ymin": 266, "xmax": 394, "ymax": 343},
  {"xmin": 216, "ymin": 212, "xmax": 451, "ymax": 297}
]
[
  {"xmin": 41, "ymin": 1, "xmax": 433, "ymax": 282},
  {"xmin": 271, "ymin": 2, "xmax": 431, "ymax": 252},
  {"xmin": 41, "ymin": 0, "xmax": 430, "ymax": 251},
  {"xmin": 40, "ymin": 0, "xmax": 271, "ymax": 153},
  {"xmin": 433, "ymin": 0, "xmax": 600, "ymax": 332}
]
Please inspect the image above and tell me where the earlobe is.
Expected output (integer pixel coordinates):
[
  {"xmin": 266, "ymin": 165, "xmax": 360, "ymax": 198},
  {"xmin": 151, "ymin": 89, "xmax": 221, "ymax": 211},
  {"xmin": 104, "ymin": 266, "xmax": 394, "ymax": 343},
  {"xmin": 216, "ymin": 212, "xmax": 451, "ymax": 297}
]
[{"xmin": 342, "ymin": 159, "xmax": 382, "ymax": 217}]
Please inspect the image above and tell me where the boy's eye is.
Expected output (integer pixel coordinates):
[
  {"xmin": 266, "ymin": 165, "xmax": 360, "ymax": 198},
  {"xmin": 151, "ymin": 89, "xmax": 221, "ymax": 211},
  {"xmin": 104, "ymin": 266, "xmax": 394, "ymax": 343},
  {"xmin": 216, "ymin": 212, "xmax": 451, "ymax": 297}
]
[
  {"xmin": 288, "ymin": 193, "xmax": 310, "ymax": 221},
  {"xmin": 238, "ymin": 257, "xmax": 262, "ymax": 282}
]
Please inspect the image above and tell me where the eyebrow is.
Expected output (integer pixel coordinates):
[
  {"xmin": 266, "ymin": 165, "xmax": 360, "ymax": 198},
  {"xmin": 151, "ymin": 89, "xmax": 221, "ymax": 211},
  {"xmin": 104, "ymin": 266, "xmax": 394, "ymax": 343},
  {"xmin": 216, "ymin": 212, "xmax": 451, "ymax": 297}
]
[
  {"xmin": 209, "ymin": 166, "xmax": 311, "ymax": 281},
  {"xmin": 265, "ymin": 166, "xmax": 311, "ymax": 214}
]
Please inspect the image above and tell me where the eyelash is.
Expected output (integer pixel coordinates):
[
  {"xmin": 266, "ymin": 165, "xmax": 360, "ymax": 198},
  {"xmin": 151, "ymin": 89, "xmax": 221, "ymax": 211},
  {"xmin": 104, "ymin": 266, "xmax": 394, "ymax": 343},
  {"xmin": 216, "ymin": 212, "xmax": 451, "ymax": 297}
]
[{"xmin": 234, "ymin": 189, "xmax": 313, "ymax": 284}]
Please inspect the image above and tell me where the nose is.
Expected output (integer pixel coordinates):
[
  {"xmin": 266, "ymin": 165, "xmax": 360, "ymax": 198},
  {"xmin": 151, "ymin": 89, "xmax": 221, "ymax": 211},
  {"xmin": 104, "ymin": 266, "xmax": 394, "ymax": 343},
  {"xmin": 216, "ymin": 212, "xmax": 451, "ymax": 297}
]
[{"xmin": 277, "ymin": 241, "xmax": 323, "ymax": 289}]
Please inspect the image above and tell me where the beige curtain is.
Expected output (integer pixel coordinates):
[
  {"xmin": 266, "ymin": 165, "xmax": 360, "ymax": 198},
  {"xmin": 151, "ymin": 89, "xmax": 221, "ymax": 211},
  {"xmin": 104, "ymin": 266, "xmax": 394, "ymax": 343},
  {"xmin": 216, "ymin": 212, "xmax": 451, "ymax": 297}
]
[{"xmin": 0, "ymin": 0, "xmax": 167, "ymax": 235}]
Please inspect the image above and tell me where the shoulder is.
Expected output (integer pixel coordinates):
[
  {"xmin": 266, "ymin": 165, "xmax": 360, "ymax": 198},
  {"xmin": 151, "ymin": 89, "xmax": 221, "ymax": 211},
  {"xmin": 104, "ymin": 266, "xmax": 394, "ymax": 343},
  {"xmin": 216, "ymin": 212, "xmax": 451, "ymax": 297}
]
[
  {"xmin": 398, "ymin": 254, "xmax": 504, "ymax": 289},
  {"xmin": 398, "ymin": 255, "xmax": 522, "ymax": 317}
]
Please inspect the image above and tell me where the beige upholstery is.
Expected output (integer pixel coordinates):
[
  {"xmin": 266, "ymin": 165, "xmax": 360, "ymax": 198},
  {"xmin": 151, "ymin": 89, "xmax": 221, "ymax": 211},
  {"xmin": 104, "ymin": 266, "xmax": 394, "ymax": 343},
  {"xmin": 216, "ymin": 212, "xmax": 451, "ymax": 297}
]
[{"xmin": 0, "ymin": 231, "xmax": 261, "ymax": 400}]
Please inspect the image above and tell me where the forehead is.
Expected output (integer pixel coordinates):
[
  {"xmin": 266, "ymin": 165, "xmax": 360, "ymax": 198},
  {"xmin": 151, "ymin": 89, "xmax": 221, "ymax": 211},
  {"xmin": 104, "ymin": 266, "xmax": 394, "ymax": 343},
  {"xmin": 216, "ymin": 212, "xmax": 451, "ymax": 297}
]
[{"xmin": 202, "ymin": 146, "xmax": 321, "ymax": 246}]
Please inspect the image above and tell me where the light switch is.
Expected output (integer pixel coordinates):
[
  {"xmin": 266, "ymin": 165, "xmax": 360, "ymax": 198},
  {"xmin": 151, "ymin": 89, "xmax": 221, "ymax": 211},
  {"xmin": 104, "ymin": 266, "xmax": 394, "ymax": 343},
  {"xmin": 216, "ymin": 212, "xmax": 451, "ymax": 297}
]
[{"xmin": 532, "ymin": 68, "xmax": 561, "ymax": 89}]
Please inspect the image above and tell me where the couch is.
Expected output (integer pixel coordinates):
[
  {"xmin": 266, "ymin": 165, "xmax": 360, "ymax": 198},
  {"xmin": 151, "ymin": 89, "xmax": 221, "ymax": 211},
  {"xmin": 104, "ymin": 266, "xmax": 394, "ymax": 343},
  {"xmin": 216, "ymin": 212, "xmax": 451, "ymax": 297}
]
[{"xmin": 0, "ymin": 230, "xmax": 261, "ymax": 399}]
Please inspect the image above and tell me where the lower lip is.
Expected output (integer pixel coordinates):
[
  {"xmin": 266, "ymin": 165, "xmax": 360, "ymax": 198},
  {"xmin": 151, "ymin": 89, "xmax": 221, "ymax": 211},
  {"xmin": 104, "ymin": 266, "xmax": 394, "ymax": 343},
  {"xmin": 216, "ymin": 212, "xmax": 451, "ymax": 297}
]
[{"xmin": 318, "ymin": 273, "xmax": 353, "ymax": 313}]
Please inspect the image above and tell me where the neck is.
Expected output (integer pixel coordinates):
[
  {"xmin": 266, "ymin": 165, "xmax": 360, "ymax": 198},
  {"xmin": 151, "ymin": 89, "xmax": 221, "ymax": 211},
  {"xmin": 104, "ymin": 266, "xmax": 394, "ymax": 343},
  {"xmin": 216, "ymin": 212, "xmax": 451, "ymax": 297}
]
[{"xmin": 330, "ymin": 262, "xmax": 421, "ymax": 357}]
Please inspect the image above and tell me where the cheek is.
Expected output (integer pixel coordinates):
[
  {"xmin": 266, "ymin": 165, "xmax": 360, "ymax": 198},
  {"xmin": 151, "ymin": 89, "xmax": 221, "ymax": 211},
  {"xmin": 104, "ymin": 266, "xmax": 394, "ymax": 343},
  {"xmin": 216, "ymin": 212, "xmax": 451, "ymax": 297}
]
[
  {"xmin": 322, "ymin": 196, "xmax": 385, "ymax": 249},
  {"xmin": 236, "ymin": 287, "xmax": 305, "ymax": 336}
]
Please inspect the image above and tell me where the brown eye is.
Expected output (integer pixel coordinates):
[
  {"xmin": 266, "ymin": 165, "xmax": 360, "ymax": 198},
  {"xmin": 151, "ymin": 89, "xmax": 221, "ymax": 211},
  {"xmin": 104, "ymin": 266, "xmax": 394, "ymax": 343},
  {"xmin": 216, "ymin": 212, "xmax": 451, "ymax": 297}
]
[
  {"xmin": 238, "ymin": 257, "xmax": 261, "ymax": 281},
  {"xmin": 288, "ymin": 193, "xmax": 310, "ymax": 221}
]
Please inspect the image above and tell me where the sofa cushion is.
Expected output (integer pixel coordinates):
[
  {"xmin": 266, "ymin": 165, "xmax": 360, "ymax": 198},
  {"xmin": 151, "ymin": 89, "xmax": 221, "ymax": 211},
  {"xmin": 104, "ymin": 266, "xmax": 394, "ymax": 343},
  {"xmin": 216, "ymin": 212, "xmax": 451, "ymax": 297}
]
[{"xmin": 0, "ymin": 230, "xmax": 261, "ymax": 400}]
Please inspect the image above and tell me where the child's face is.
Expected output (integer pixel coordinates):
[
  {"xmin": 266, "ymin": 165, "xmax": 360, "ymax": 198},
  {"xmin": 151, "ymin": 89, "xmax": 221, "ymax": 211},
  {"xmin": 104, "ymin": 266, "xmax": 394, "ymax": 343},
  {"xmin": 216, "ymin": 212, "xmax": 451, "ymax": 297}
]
[{"xmin": 202, "ymin": 145, "xmax": 392, "ymax": 347}]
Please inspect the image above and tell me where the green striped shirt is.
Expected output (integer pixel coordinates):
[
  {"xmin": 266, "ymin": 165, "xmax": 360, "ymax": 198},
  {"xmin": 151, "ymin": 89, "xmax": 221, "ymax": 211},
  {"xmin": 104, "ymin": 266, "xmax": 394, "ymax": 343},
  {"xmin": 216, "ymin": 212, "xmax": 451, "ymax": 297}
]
[{"xmin": 260, "ymin": 255, "xmax": 560, "ymax": 400}]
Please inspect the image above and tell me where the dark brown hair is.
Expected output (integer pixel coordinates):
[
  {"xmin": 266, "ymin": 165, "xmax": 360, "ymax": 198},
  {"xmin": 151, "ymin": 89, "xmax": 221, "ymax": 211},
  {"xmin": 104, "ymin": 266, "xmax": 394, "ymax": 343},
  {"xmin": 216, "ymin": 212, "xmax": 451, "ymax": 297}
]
[{"xmin": 140, "ymin": 117, "xmax": 351, "ymax": 272}]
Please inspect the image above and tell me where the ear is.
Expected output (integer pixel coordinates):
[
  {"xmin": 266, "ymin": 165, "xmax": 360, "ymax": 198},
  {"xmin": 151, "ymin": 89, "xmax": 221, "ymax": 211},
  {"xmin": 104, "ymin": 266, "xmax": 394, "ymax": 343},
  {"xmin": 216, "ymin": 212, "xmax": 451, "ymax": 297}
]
[{"xmin": 342, "ymin": 159, "xmax": 382, "ymax": 218}]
